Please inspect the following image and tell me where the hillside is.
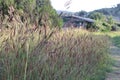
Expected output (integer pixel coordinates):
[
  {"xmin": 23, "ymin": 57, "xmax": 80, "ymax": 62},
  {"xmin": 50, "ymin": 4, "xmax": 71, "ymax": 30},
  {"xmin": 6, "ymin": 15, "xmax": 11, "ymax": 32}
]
[
  {"xmin": 58, "ymin": 3, "xmax": 120, "ymax": 21},
  {"xmin": 91, "ymin": 3, "xmax": 120, "ymax": 21}
]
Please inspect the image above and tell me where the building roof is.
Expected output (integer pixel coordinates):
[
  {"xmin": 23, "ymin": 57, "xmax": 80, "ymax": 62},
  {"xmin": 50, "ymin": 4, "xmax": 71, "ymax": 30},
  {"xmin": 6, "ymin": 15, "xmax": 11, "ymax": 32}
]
[{"xmin": 63, "ymin": 15, "xmax": 95, "ymax": 23}]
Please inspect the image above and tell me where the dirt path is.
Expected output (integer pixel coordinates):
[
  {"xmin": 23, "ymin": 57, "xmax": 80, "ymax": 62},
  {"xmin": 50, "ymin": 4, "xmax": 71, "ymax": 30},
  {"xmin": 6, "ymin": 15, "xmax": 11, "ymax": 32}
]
[{"xmin": 105, "ymin": 46, "xmax": 120, "ymax": 80}]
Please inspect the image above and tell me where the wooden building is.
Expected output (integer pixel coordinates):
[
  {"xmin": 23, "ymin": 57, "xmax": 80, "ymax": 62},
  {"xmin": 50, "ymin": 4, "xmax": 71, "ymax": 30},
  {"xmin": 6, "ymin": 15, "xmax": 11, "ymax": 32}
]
[{"xmin": 62, "ymin": 15, "xmax": 95, "ymax": 29}]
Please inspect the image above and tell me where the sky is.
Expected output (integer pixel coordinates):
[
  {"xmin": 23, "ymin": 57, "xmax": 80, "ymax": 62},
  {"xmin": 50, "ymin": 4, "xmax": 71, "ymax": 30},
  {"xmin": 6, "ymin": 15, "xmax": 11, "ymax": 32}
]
[{"xmin": 50, "ymin": 0, "xmax": 120, "ymax": 12}]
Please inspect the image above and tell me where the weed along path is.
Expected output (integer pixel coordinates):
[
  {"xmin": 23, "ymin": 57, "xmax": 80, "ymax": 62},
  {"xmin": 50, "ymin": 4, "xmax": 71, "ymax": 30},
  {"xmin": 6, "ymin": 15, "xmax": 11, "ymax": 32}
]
[{"xmin": 105, "ymin": 45, "xmax": 120, "ymax": 80}]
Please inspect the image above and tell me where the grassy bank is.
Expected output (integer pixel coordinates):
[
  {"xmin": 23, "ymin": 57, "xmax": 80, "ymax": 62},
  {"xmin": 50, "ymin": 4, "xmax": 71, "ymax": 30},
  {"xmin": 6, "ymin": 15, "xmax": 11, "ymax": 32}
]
[
  {"xmin": 95, "ymin": 31, "xmax": 120, "ymax": 48},
  {"xmin": 0, "ymin": 21, "xmax": 111, "ymax": 80},
  {"xmin": 108, "ymin": 32, "xmax": 120, "ymax": 48}
]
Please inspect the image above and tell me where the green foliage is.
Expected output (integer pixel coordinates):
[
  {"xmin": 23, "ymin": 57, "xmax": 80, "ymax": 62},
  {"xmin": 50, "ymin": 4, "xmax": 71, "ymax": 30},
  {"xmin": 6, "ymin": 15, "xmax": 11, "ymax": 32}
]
[
  {"xmin": 75, "ymin": 10, "xmax": 88, "ymax": 17},
  {"xmin": 112, "ymin": 36, "xmax": 120, "ymax": 48},
  {"xmin": 0, "ymin": 0, "xmax": 14, "ymax": 7},
  {"xmin": 50, "ymin": 9, "xmax": 63, "ymax": 28},
  {"xmin": 91, "ymin": 3, "xmax": 120, "ymax": 18},
  {"xmin": 0, "ymin": 0, "xmax": 63, "ymax": 28},
  {"xmin": 39, "ymin": 1, "xmax": 63, "ymax": 28},
  {"xmin": 107, "ymin": 16, "xmax": 114, "ymax": 25},
  {"xmin": 106, "ymin": 32, "xmax": 120, "ymax": 48},
  {"xmin": 88, "ymin": 12, "xmax": 106, "ymax": 20},
  {"xmin": 87, "ymin": 12, "xmax": 115, "ymax": 31}
]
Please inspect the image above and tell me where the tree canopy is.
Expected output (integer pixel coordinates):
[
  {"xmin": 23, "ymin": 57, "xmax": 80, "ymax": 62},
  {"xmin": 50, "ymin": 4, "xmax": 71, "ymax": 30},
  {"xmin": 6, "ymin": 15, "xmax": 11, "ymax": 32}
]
[
  {"xmin": 87, "ymin": 12, "xmax": 115, "ymax": 31},
  {"xmin": 0, "ymin": 0, "xmax": 63, "ymax": 28}
]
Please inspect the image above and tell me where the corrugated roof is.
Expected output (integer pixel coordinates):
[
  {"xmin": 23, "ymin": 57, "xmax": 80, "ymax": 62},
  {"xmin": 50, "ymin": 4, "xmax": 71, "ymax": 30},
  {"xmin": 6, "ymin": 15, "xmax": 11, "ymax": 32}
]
[{"xmin": 63, "ymin": 15, "xmax": 95, "ymax": 23}]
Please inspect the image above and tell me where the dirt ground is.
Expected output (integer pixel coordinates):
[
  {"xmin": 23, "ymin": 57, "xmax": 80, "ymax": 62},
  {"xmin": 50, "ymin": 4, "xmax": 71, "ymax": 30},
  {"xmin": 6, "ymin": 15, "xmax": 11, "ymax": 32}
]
[{"xmin": 105, "ymin": 46, "xmax": 120, "ymax": 80}]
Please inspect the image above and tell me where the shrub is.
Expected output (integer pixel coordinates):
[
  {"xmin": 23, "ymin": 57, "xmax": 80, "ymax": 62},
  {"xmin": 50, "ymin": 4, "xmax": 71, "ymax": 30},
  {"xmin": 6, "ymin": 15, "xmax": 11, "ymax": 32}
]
[{"xmin": 87, "ymin": 12, "xmax": 115, "ymax": 32}]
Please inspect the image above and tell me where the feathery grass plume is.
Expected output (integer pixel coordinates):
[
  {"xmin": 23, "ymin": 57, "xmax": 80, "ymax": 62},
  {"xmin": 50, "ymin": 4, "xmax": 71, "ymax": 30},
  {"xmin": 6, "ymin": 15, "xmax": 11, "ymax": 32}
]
[{"xmin": 0, "ymin": 13, "xmax": 111, "ymax": 80}]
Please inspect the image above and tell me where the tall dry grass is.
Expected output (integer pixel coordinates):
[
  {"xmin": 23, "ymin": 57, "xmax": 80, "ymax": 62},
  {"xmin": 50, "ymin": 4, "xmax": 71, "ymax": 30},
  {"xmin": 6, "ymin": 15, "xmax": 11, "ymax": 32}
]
[{"xmin": 0, "ymin": 15, "xmax": 111, "ymax": 80}]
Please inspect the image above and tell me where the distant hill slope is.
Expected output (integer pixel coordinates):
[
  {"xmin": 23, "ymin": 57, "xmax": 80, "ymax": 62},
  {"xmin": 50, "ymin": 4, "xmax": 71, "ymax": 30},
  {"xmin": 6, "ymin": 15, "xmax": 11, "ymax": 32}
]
[
  {"xmin": 57, "ymin": 4, "xmax": 120, "ymax": 21},
  {"xmin": 57, "ymin": 3, "xmax": 120, "ymax": 21},
  {"xmin": 91, "ymin": 4, "xmax": 120, "ymax": 21}
]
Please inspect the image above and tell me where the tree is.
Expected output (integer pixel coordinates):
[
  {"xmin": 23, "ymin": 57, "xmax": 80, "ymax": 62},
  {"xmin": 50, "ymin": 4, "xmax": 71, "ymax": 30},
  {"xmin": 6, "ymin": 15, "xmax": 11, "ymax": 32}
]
[
  {"xmin": 87, "ymin": 12, "xmax": 114, "ymax": 31},
  {"xmin": 107, "ymin": 16, "xmax": 116, "ymax": 31},
  {"xmin": 0, "ymin": 0, "xmax": 63, "ymax": 28},
  {"xmin": 88, "ymin": 12, "xmax": 106, "ymax": 20},
  {"xmin": 77, "ymin": 10, "xmax": 88, "ymax": 17}
]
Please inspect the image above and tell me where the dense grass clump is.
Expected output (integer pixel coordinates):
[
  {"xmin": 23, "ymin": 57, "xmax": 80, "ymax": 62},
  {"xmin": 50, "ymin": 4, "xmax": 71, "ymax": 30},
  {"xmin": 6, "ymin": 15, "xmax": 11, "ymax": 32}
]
[
  {"xmin": 47, "ymin": 29, "xmax": 111, "ymax": 80},
  {"xmin": 0, "ymin": 18, "xmax": 111, "ymax": 80}
]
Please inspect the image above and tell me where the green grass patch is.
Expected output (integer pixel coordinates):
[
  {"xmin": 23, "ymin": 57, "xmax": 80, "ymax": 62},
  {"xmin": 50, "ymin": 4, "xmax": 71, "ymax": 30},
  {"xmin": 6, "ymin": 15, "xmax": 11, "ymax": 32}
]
[
  {"xmin": 107, "ymin": 32, "xmax": 120, "ymax": 48},
  {"xmin": 95, "ymin": 31, "xmax": 120, "ymax": 48},
  {"xmin": 112, "ymin": 36, "xmax": 120, "ymax": 48}
]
